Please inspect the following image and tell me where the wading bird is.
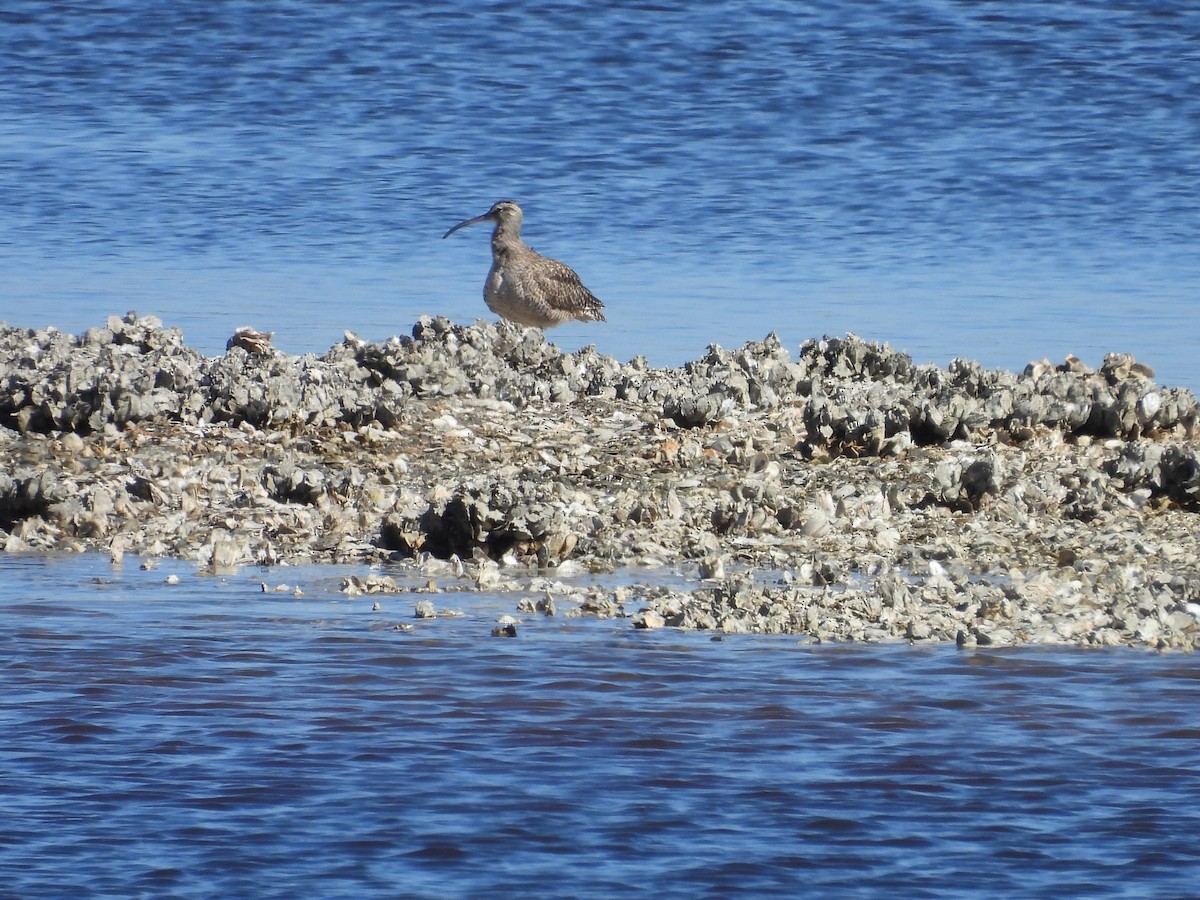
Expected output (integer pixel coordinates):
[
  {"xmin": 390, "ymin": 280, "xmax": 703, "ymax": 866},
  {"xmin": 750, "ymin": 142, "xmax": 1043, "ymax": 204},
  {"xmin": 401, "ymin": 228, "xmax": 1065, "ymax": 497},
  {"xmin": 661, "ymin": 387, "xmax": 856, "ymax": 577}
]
[{"xmin": 443, "ymin": 200, "xmax": 606, "ymax": 328}]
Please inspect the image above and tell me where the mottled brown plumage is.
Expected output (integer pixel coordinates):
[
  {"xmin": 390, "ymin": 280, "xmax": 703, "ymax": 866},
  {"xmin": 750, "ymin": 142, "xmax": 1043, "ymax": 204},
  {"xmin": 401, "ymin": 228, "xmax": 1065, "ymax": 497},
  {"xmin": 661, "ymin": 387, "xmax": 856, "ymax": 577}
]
[{"xmin": 443, "ymin": 200, "xmax": 606, "ymax": 328}]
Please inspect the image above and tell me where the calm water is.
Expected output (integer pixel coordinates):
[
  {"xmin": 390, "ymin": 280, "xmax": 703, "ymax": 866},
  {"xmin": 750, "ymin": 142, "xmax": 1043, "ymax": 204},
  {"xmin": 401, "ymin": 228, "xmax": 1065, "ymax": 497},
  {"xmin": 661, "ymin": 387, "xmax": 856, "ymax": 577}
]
[
  {"xmin": 2, "ymin": 553, "xmax": 1200, "ymax": 898},
  {"xmin": 1, "ymin": 0, "xmax": 1198, "ymax": 388},
  {"xmin": 5, "ymin": 4, "xmax": 1200, "ymax": 895}
]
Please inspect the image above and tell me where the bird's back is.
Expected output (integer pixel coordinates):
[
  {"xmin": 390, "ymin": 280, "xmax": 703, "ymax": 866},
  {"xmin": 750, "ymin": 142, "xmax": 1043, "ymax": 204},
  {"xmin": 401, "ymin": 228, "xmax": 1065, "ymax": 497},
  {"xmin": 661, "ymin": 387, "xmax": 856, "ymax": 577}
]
[{"xmin": 487, "ymin": 243, "xmax": 606, "ymax": 327}]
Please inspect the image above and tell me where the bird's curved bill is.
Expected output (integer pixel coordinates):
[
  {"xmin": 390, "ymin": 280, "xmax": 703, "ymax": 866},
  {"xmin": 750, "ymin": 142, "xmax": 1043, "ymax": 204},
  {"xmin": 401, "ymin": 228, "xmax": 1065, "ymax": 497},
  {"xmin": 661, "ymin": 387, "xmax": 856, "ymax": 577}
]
[{"xmin": 443, "ymin": 213, "xmax": 491, "ymax": 239}]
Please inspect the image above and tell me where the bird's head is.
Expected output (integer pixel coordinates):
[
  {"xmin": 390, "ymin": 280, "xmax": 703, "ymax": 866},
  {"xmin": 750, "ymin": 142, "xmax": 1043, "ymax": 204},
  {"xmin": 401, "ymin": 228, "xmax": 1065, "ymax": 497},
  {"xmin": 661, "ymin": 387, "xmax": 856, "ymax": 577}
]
[{"xmin": 443, "ymin": 199, "xmax": 523, "ymax": 239}]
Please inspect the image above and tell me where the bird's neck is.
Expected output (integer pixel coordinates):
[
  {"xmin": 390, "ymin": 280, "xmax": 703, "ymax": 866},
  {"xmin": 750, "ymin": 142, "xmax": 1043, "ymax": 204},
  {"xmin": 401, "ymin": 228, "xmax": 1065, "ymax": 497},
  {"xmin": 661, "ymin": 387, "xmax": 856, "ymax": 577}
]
[{"xmin": 491, "ymin": 225, "xmax": 526, "ymax": 260}]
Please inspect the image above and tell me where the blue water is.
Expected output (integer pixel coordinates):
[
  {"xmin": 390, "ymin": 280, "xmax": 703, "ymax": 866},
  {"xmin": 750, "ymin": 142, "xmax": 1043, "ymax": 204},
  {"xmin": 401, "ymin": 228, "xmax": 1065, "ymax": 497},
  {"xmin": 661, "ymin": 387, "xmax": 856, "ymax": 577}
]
[
  {"xmin": 3, "ymin": 553, "xmax": 1200, "ymax": 898},
  {"xmin": 1, "ymin": 0, "xmax": 1198, "ymax": 389},
  {"xmin": 4, "ymin": 4, "xmax": 1200, "ymax": 895}
]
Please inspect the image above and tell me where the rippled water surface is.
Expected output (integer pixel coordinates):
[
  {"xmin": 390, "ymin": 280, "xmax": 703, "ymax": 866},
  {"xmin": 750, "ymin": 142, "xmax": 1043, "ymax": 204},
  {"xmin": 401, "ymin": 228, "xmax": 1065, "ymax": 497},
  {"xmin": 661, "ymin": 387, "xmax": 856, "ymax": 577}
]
[
  {"xmin": 3, "ymin": 554, "xmax": 1200, "ymax": 897},
  {"xmin": 4, "ymin": 5, "xmax": 1200, "ymax": 894},
  {"xmin": 1, "ymin": 0, "xmax": 1198, "ymax": 388}
]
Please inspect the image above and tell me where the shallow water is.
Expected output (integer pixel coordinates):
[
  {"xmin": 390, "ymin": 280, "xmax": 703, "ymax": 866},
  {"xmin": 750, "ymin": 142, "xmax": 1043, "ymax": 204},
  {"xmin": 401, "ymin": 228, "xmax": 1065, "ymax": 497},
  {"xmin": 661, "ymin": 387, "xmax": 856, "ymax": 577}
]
[
  {"xmin": 1, "ymin": 0, "xmax": 1198, "ymax": 388},
  {"xmin": 3, "ymin": 553, "xmax": 1200, "ymax": 897}
]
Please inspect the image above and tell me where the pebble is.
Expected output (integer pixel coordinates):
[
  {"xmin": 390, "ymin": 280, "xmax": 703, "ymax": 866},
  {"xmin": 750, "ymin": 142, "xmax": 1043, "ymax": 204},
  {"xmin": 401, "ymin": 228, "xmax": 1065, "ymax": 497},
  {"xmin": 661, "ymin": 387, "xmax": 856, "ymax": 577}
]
[
  {"xmin": 492, "ymin": 614, "xmax": 519, "ymax": 637},
  {"xmin": 633, "ymin": 610, "xmax": 666, "ymax": 630},
  {"xmin": 2, "ymin": 312, "xmax": 1199, "ymax": 649}
]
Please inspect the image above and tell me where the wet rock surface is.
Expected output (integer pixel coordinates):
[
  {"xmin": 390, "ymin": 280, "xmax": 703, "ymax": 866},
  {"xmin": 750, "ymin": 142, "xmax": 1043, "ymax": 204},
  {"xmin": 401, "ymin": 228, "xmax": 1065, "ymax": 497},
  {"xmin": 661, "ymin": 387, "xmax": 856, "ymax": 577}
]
[{"xmin": 3, "ymin": 312, "xmax": 1200, "ymax": 650}]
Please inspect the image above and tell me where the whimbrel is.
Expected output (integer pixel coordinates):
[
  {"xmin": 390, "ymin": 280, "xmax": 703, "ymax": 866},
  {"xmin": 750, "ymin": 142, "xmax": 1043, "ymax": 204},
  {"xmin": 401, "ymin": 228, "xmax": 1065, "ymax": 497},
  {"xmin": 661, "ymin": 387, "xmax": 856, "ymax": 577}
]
[{"xmin": 443, "ymin": 200, "xmax": 606, "ymax": 328}]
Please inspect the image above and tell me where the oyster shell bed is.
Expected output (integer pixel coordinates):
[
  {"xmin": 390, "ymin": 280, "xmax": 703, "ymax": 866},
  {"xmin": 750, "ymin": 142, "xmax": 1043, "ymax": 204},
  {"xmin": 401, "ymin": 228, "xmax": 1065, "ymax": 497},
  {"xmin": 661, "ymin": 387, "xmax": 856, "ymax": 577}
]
[{"xmin": 3, "ymin": 312, "xmax": 1200, "ymax": 650}]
